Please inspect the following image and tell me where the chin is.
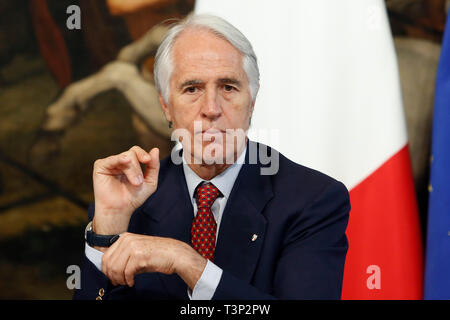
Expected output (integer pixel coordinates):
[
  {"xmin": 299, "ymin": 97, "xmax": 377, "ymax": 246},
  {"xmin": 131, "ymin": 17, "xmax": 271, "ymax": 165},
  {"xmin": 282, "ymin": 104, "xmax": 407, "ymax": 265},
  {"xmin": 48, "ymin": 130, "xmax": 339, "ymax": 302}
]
[{"xmin": 201, "ymin": 141, "xmax": 228, "ymax": 165}]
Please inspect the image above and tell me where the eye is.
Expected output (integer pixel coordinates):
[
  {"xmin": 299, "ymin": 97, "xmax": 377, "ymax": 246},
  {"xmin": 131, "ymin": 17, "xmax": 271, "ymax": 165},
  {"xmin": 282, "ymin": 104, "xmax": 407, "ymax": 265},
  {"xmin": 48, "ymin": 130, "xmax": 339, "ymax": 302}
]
[
  {"xmin": 223, "ymin": 84, "xmax": 235, "ymax": 92},
  {"xmin": 185, "ymin": 86, "xmax": 197, "ymax": 93}
]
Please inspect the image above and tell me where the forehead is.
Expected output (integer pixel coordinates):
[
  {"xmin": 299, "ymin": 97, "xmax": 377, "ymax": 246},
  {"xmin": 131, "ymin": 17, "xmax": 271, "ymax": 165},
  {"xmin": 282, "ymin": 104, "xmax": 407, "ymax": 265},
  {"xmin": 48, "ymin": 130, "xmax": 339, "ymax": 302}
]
[{"xmin": 171, "ymin": 28, "xmax": 246, "ymax": 82}]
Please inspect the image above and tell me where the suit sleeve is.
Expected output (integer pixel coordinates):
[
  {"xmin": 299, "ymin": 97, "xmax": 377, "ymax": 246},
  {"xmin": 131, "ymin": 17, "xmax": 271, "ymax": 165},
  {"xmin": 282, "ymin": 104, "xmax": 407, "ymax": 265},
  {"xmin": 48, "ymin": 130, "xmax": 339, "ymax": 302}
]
[
  {"xmin": 212, "ymin": 180, "xmax": 350, "ymax": 300},
  {"xmin": 73, "ymin": 203, "xmax": 136, "ymax": 300}
]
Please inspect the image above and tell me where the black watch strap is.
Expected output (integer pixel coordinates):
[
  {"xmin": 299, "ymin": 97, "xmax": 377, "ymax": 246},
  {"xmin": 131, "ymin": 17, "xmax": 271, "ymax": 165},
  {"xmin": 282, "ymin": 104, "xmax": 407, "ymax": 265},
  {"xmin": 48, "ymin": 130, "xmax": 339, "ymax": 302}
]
[{"xmin": 85, "ymin": 221, "xmax": 120, "ymax": 247}]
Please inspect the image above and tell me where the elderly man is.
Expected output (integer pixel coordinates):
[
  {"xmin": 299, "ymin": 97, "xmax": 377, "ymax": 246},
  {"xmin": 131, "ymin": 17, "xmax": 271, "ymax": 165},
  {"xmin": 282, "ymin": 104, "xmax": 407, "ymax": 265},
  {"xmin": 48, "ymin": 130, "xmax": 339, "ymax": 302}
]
[{"xmin": 74, "ymin": 14, "xmax": 350, "ymax": 300}]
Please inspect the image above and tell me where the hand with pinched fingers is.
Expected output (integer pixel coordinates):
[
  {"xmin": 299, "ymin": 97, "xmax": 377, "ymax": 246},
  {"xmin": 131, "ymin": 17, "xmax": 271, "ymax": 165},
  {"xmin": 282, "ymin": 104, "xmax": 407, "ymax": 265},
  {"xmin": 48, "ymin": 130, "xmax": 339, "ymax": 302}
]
[{"xmin": 92, "ymin": 146, "xmax": 160, "ymax": 237}]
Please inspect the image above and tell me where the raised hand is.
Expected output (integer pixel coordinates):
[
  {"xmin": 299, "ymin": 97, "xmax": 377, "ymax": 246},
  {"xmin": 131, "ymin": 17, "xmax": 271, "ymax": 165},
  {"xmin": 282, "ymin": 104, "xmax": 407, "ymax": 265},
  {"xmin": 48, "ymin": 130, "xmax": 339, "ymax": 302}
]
[{"xmin": 92, "ymin": 146, "xmax": 160, "ymax": 236}]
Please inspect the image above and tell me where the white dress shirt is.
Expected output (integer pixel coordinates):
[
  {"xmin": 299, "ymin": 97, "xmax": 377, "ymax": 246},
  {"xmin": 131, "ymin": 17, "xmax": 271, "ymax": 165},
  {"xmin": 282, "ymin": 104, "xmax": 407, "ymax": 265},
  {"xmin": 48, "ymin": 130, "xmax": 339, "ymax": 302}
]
[{"xmin": 85, "ymin": 146, "xmax": 247, "ymax": 300}]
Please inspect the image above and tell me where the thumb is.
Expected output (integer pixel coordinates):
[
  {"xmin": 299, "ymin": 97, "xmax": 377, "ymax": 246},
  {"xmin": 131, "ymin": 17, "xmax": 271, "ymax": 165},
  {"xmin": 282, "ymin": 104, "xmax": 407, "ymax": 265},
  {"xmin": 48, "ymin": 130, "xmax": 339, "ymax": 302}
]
[{"xmin": 143, "ymin": 148, "xmax": 160, "ymax": 185}]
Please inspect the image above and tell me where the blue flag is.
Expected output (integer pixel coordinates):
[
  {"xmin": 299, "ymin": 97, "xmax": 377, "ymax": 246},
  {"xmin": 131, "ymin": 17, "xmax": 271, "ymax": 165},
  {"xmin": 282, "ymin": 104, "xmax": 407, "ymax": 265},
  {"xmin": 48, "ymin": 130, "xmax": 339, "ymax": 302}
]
[{"xmin": 424, "ymin": 14, "xmax": 450, "ymax": 300}]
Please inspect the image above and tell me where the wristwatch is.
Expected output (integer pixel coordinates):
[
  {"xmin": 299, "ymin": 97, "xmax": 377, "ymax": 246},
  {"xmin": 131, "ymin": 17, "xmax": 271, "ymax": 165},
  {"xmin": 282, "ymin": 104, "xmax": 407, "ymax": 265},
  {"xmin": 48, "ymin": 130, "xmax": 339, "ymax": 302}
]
[{"xmin": 85, "ymin": 221, "xmax": 120, "ymax": 247}]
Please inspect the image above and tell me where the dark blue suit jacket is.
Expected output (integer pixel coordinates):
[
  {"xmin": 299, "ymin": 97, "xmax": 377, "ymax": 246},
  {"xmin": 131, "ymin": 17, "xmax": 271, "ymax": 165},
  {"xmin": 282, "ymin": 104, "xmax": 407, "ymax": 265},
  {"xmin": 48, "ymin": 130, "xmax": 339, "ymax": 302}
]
[{"xmin": 74, "ymin": 141, "xmax": 350, "ymax": 300}]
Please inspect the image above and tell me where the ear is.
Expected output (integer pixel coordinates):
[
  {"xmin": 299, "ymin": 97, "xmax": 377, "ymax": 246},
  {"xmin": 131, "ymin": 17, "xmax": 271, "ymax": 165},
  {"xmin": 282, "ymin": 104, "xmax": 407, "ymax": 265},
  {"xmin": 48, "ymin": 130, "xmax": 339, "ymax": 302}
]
[
  {"xmin": 248, "ymin": 99, "xmax": 256, "ymax": 119},
  {"xmin": 159, "ymin": 93, "xmax": 172, "ymax": 123},
  {"xmin": 250, "ymin": 99, "xmax": 256, "ymax": 113},
  {"xmin": 249, "ymin": 83, "xmax": 259, "ymax": 115}
]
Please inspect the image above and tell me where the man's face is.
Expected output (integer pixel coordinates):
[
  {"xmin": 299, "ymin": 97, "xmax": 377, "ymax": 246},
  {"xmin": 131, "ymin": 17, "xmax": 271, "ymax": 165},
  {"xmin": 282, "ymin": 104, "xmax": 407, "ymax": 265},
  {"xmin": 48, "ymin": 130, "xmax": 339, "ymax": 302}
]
[{"xmin": 160, "ymin": 28, "xmax": 254, "ymax": 164}]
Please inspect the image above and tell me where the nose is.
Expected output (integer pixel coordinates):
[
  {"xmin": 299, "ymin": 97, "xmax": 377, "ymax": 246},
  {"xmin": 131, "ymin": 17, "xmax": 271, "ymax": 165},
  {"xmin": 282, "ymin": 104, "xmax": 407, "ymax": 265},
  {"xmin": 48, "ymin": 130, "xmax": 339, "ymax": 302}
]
[{"xmin": 201, "ymin": 87, "xmax": 222, "ymax": 121}]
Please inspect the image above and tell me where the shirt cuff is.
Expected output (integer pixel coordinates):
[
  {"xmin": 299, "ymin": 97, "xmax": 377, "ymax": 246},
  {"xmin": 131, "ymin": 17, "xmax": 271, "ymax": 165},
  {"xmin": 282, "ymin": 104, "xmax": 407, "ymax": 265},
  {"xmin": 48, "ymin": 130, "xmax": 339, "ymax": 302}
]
[
  {"xmin": 189, "ymin": 260, "xmax": 223, "ymax": 300},
  {"xmin": 85, "ymin": 242, "xmax": 104, "ymax": 271}
]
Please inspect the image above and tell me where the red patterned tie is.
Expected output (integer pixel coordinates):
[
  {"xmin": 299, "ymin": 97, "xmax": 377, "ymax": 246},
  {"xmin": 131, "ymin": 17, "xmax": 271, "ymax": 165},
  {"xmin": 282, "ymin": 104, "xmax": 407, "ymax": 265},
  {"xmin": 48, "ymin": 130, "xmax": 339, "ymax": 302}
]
[{"xmin": 191, "ymin": 183, "xmax": 221, "ymax": 261}]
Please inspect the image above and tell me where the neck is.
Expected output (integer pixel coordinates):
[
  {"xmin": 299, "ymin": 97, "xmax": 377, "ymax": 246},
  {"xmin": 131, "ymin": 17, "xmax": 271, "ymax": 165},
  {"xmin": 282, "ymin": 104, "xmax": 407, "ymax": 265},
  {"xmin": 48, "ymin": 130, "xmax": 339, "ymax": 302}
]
[{"xmin": 188, "ymin": 162, "xmax": 232, "ymax": 181}]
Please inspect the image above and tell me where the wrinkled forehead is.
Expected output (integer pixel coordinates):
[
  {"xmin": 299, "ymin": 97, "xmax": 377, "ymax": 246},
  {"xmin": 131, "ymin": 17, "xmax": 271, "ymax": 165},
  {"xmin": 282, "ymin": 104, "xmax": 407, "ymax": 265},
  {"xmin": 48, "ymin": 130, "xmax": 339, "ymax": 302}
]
[
  {"xmin": 171, "ymin": 28, "xmax": 245, "ymax": 71},
  {"xmin": 172, "ymin": 28, "xmax": 246, "ymax": 80}
]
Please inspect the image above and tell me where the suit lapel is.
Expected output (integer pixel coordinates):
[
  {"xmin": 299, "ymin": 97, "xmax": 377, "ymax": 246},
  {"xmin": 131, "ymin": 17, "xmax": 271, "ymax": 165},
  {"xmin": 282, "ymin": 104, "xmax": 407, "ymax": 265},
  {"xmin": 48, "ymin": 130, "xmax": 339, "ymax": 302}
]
[
  {"xmin": 141, "ymin": 160, "xmax": 193, "ymax": 243},
  {"xmin": 214, "ymin": 142, "xmax": 273, "ymax": 283}
]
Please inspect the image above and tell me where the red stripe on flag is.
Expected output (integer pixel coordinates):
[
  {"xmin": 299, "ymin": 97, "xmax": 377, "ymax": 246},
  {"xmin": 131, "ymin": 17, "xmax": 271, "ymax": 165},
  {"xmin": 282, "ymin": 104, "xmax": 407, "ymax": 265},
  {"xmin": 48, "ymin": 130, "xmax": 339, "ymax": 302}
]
[{"xmin": 342, "ymin": 145, "xmax": 423, "ymax": 299}]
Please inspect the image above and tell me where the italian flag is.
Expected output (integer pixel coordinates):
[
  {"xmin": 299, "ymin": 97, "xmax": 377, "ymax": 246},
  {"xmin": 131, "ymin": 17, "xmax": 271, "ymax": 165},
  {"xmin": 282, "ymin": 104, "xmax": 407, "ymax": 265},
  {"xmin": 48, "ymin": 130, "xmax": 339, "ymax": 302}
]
[{"xmin": 195, "ymin": 0, "xmax": 423, "ymax": 299}]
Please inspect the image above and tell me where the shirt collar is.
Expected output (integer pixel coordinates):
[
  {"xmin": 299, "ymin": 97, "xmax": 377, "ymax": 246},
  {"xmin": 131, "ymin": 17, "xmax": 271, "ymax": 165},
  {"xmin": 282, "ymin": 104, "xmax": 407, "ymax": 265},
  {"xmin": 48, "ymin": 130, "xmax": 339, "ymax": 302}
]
[{"xmin": 182, "ymin": 146, "xmax": 247, "ymax": 201}]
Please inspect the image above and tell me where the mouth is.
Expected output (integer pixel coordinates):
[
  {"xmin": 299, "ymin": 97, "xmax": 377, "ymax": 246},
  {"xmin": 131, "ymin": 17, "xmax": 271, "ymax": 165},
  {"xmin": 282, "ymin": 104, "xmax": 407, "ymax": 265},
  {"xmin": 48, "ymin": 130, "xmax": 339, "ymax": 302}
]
[
  {"xmin": 202, "ymin": 128, "xmax": 225, "ymax": 134},
  {"xmin": 193, "ymin": 127, "xmax": 225, "ymax": 135},
  {"xmin": 195, "ymin": 128, "xmax": 226, "ymax": 143}
]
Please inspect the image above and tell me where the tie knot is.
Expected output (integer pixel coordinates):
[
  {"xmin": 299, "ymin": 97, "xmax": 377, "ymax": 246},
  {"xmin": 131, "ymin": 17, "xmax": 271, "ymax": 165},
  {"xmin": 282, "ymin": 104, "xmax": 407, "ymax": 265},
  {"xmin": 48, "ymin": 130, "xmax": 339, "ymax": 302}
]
[{"xmin": 195, "ymin": 183, "xmax": 221, "ymax": 208}]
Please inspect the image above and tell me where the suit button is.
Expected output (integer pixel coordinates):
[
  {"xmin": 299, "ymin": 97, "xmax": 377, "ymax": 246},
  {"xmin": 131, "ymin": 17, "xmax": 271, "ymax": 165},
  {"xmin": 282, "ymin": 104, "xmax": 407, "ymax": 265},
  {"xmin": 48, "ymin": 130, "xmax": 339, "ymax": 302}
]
[{"xmin": 98, "ymin": 288, "xmax": 105, "ymax": 297}]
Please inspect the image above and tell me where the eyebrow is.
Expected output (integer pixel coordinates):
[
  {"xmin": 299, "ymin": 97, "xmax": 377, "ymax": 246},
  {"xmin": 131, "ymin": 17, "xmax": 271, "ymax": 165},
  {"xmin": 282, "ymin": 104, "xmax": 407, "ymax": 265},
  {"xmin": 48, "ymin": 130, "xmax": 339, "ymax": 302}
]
[
  {"xmin": 178, "ymin": 78, "xmax": 242, "ymax": 90},
  {"xmin": 179, "ymin": 79, "xmax": 203, "ymax": 90},
  {"xmin": 217, "ymin": 78, "xmax": 242, "ymax": 87}
]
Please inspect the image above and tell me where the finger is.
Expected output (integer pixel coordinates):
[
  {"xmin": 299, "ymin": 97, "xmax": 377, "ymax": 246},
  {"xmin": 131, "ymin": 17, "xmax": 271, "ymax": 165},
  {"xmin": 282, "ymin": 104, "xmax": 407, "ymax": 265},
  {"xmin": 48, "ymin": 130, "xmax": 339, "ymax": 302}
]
[
  {"xmin": 109, "ymin": 235, "xmax": 134, "ymax": 286},
  {"xmin": 110, "ymin": 253, "xmax": 130, "ymax": 287},
  {"xmin": 130, "ymin": 146, "xmax": 152, "ymax": 164},
  {"xmin": 143, "ymin": 148, "xmax": 160, "ymax": 183},
  {"xmin": 124, "ymin": 255, "xmax": 137, "ymax": 287},
  {"xmin": 95, "ymin": 147, "xmax": 150, "ymax": 186},
  {"xmin": 120, "ymin": 151, "xmax": 145, "ymax": 186},
  {"xmin": 102, "ymin": 234, "xmax": 126, "ymax": 283},
  {"xmin": 123, "ymin": 146, "xmax": 153, "ymax": 186},
  {"xmin": 94, "ymin": 154, "xmax": 130, "ymax": 175}
]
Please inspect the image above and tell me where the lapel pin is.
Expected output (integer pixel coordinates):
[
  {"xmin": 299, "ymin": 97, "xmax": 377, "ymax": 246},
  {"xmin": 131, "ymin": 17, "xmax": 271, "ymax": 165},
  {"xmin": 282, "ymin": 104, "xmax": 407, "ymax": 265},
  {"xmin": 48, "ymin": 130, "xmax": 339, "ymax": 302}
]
[{"xmin": 251, "ymin": 234, "xmax": 258, "ymax": 242}]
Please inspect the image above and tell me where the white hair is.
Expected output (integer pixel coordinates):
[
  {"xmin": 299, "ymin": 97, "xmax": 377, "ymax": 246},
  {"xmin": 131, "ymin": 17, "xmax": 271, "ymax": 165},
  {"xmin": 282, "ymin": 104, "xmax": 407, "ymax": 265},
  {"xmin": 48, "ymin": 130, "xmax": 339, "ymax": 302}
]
[{"xmin": 154, "ymin": 14, "xmax": 260, "ymax": 104}]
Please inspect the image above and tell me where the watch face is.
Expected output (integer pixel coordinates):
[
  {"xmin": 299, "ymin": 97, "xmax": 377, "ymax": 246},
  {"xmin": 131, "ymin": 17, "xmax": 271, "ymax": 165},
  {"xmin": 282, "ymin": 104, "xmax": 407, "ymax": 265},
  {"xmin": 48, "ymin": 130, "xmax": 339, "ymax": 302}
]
[{"xmin": 85, "ymin": 221, "xmax": 92, "ymax": 240}]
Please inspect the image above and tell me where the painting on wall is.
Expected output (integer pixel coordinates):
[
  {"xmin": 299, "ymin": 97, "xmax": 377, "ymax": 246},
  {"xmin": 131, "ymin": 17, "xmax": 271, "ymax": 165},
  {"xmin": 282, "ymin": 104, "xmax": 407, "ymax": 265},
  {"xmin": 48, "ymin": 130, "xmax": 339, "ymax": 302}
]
[{"xmin": 0, "ymin": 0, "xmax": 193, "ymax": 299}]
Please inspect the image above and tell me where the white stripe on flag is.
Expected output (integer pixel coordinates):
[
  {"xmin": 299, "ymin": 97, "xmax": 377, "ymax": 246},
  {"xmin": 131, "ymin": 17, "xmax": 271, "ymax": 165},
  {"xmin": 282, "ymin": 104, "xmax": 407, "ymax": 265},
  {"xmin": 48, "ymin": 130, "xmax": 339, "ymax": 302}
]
[{"xmin": 195, "ymin": 0, "xmax": 408, "ymax": 190}]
